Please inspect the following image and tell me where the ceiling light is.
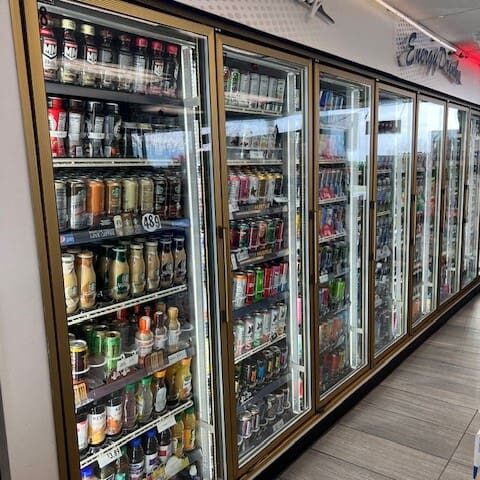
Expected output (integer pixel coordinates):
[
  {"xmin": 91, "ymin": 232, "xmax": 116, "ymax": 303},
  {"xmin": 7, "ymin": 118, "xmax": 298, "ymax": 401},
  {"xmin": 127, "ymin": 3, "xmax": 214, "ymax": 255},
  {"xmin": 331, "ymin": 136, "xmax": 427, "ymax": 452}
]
[{"xmin": 373, "ymin": 0, "xmax": 457, "ymax": 52}]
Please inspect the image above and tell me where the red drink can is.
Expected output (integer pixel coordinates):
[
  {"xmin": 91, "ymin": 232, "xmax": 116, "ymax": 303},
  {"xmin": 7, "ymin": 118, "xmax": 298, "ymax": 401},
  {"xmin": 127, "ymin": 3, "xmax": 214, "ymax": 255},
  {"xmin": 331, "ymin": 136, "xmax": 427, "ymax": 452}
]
[
  {"xmin": 271, "ymin": 264, "xmax": 281, "ymax": 295},
  {"xmin": 245, "ymin": 269, "xmax": 255, "ymax": 305},
  {"xmin": 238, "ymin": 174, "xmax": 250, "ymax": 205},
  {"xmin": 257, "ymin": 219, "xmax": 267, "ymax": 250},
  {"xmin": 263, "ymin": 265, "xmax": 273, "ymax": 297},
  {"xmin": 47, "ymin": 96, "xmax": 66, "ymax": 157},
  {"xmin": 230, "ymin": 221, "xmax": 240, "ymax": 250},
  {"xmin": 279, "ymin": 261, "xmax": 289, "ymax": 292},
  {"xmin": 248, "ymin": 221, "xmax": 259, "ymax": 253},
  {"xmin": 275, "ymin": 219, "xmax": 284, "ymax": 249}
]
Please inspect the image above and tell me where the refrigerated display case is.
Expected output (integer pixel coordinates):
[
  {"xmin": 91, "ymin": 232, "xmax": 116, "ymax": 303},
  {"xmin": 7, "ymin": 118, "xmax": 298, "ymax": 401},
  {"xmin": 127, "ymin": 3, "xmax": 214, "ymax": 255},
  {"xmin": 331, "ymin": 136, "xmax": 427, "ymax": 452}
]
[
  {"xmin": 216, "ymin": 36, "xmax": 311, "ymax": 472},
  {"xmin": 439, "ymin": 105, "xmax": 468, "ymax": 303},
  {"xmin": 315, "ymin": 68, "xmax": 371, "ymax": 398},
  {"xmin": 373, "ymin": 86, "xmax": 414, "ymax": 356},
  {"xmin": 461, "ymin": 111, "xmax": 480, "ymax": 288},
  {"xmin": 411, "ymin": 98, "xmax": 445, "ymax": 326},
  {"xmin": 19, "ymin": 1, "xmax": 222, "ymax": 478}
]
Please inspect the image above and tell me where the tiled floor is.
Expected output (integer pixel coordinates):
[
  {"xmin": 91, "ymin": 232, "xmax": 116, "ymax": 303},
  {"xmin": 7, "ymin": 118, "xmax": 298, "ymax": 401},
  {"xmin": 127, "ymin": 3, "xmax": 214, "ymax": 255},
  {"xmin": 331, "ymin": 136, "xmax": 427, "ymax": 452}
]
[{"xmin": 280, "ymin": 295, "xmax": 480, "ymax": 480}]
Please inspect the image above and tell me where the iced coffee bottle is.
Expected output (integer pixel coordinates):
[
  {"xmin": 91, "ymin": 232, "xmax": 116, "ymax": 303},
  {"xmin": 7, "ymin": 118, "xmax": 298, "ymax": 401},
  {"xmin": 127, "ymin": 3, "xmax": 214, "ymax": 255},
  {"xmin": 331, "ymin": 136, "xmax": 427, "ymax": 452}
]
[
  {"xmin": 159, "ymin": 238, "xmax": 174, "ymax": 289},
  {"xmin": 145, "ymin": 241, "xmax": 160, "ymax": 292},
  {"xmin": 77, "ymin": 251, "xmax": 96, "ymax": 310},
  {"xmin": 96, "ymin": 244, "xmax": 113, "ymax": 302},
  {"xmin": 167, "ymin": 306, "xmax": 180, "ymax": 352},
  {"xmin": 172, "ymin": 236, "xmax": 187, "ymax": 285},
  {"xmin": 129, "ymin": 244, "xmax": 145, "ymax": 297},
  {"xmin": 62, "ymin": 253, "xmax": 79, "ymax": 314},
  {"xmin": 109, "ymin": 246, "xmax": 130, "ymax": 300}
]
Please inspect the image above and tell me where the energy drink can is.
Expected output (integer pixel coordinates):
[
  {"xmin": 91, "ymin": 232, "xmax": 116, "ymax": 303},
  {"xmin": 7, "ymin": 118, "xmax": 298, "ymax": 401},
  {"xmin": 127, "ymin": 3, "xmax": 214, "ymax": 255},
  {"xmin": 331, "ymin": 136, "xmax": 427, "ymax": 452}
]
[
  {"xmin": 227, "ymin": 68, "xmax": 240, "ymax": 106},
  {"xmin": 253, "ymin": 313, "xmax": 263, "ymax": 347},
  {"xmin": 249, "ymin": 73, "xmax": 260, "ymax": 109},
  {"xmin": 254, "ymin": 267, "xmax": 264, "ymax": 301},
  {"xmin": 243, "ymin": 315, "xmax": 254, "ymax": 351},
  {"xmin": 238, "ymin": 411, "xmax": 252, "ymax": 439},
  {"xmin": 248, "ymin": 221, "xmax": 259, "ymax": 253},
  {"xmin": 232, "ymin": 272, "xmax": 247, "ymax": 308},
  {"xmin": 234, "ymin": 320, "xmax": 245, "ymax": 357},
  {"xmin": 238, "ymin": 222, "xmax": 249, "ymax": 250},
  {"xmin": 245, "ymin": 270, "xmax": 255, "ymax": 305},
  {"xmin": 68, "ymin": 179, "xmax": 87, "ymax": 230},
  {"xmin": 238, "ymin": 72, "xmax": 250, "ymax": 107},
  {"xmin": 55, "ymin": 180, "xmax": 68, "ymax": 232},
  {"xmin": 258, "ymin": 75, "xmax": 270, "ymax": 110}
]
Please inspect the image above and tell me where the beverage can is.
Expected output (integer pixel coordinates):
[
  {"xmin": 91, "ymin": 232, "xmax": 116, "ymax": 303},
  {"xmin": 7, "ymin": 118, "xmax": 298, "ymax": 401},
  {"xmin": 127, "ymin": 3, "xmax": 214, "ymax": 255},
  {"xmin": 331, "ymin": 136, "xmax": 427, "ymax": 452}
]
[
  {"xmin": 253, "ymin": 313, "xmax": 263, "ymax": 347},
  {"xmin": 248, "ymin": 173, "xmax": 259, "ymax": 205},
  {"xmin": 266, "ymin": 217, "xmax": 276, "ymax": 248},
  {"xmin": 270, "ymin": 306, "xmax": 280, "ymax": 336},
  {"xmin": 274, "ymin": 172, "xmax": 284, "ymax": 197},
  {"xmin": 68, "ymin": 179, "xmax": 87, "ymax": 230},
  {"xmin": 271, "ymin": 346, "xmax": 281, "ymax": 377},
  {"xmin": 257, "ymin": 173, "xmax": 267, "ymax": 205},
  {"xmin": 153, "ymin": 175, "xmax": 168, "ymax": 218},
  {"xmin": 86, "ymin": 179, "xmax": 105, "ymax": 226},
  {"xmin": 245, "ymin": 269, "xmax": 255, "ymax": 305},
  {"xmin": 139, "ymin": 177, "xmax": 154, "ymax": 214},
  {"xmin": 238, "ymin": 222, "xmax": 249, "ymax": 250},
  {"xmin": 67, "ymin": 99, "xmax": 84, "ymax": 158},
  {"xmin": 223, "ymin": 66, "xmax": 232, "ymax": 101},
  {"xmin": 248, "ymin": 73, "xmax": 260, "ymax": 109},
  {"xmin": 248, "ymin": 221, "xmax": 259, "ymax": 253},
  {"xmin": 55, "ymin": 180, "xmax": 68, "ymax": 232},
  {"xmin": 249, "ymin": 404, "xmax": 261, "ymax": 432},
  {"xmin": 227, "ymin": 68, "xmax": 240, "ymax": 106},
  {"xmin": 258, "ymin": 75, "xmax": 270, "ymax": 110},
  {"xmin": 254, "ymin": 267, "xmax": 264, "ymax": 301},
  {"xmin": 238, "ymin": 411, "xmax": 252, "ymax": 439},
  {"xmin": 230, "ymin": 222, "xmax": 240, "ymax": 251},
  {"xmin": 122, "ymin": 177, "xmax": 138, "ymax": 213},
  {"xmin": 238, "ymin": 72, "xmax": 250, "ymax": 107},
  {"xmin": 267, "ymin": 77, "xmax": 278, "ymax": 111},
  {"xmin": 277, "ymin": 302, "xmax": 288, "ymax": 333},
  {"xmin": 167, "ymin": 174, "xmax": 182, "ymax": 219},
  {"xmin": 232, "ymin": 272, "xmax": 247, "ymax": 309},
  {"xmin": 70, "ymin": 339, "xmax": 88, "ymax": 381},
  {"xmin": 234, "ymin": 320, "xmax": 245, "ymax": 357},
  {"xmin": 275, "ymin": 391, "xmax": 284, "ymax": 415},
  {"xmin": 228, "ymin": 173, "xmax": 240, "ymax": 211},
  {"xmin": 265, "ymin": 393, "xmax": 276, "ymax": 421},
  {"xmin": 261, "ymin": 309, "xmax": 272, "ymax": 340},
  {"xmin": 244, "ymin": 360, "xmax": 257, "ymax": 389},
  {"xmin": 266, "ymin": 173, "xmax": 276, "ymax": 205},
  {"xmin": 275, "ymin": 219, "xmax": 284, "ymax": 249},
  {"xmin": 243, "ymin": 315, "xmax": 254, "ymax": 351},
  {"xmin": 238, "ymin": 174, "xmax": 250, "ymax": 205},
  {"xmin": 105, "ymin": 178, "xmax": 122, "ymax": 216},
  {"xmin": 280, "ymin": 344, "xmax": 289, "ymax": 373},
  {"xmin": 279, "ymin": 261, "xmax": 289, "ymax": 292},
  {"xmin": 263, "ymin": 265, "xmax": 272, "ymax": 297},
  {"xmin": 256, "ymin": 357, "xmax": 266, "ymax": 386},
  {"xmin": 257, "ymin": 220, "xmax": 267, "ymax": 249},
  {"xmin": 263, "ymin": 349, "xmax": 274, "ymax": 380},
  {"xmin": 271, "ymin": 264, "xmax": 281, "ymax": 295}
]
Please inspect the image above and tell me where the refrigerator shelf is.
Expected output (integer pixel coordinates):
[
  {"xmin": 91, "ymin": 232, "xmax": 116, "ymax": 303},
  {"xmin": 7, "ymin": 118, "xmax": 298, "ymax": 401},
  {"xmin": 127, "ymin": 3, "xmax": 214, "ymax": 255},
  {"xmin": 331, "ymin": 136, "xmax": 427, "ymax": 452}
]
[
  {"xmin": 319, "ymin": 269, "xmax": 350, "ymax": 283},
  {"xmin": 232, "ymin": 290, "xmax": 288, "ymax": 317},
  {"xmin": 60, "ymin": 218, "xmax": 190, "ymax": 247},
  {"xmin": 52, "ymin": 157, "xmax": 182, "ymax": 168},
  {"xmin": 319, "ymin": 122, "xmax": 349, "ymax": 130},
  {"xmin": 318, "ymin": 232, "xmax": 346, "ymax": 244},
  {"xmin": 75, "ymin": 346, "xmax": 196, "ymax": 410},
  {"xmin": 320, "ymin": 302, "xmax": 351, "ymax": 319},
  {"xmin": 233, "ymin": 248, "xmax": 289, "ymax": 269},
  {"xmin": 225, "ymin": 105, "xmax": 282, "ymax": 117},
  {"xmin": 318, "ymin": 196, "xmax": 348, "ymax": 205},
  {"xmin": 319, "ymin": 157, "xmax": 347, "ymax": 164},
  {"xmin": 237, "ymin": 373, "xmax": 290, "ymax": 413},
  {"xmin": 230, "ymin": 205, "xmax": 288, "ymax": 220},
  {"xmin": 234, "ymin": 334, "xmax": 286, "ymax": 364},
  {"xmin": 376, "ymin": 210, "xmax": 391, "ymax": 217},
  {"xmin": 45, "ymin": 81, "xmax": 185, "ymax": 108},
  {"xmin": 376, "ymin": 169, "xmax": 392, "ymax": 175},
  {"xmin": 79, "ymin": 400, "xmax": 194, "ymax": 469},
  {"xmin": 227, "ymin": 159, "xmax": 284, "ymax": 166},
  {"xmin": 67, "ymin": 284, "xmax": 188, "ymax": 326}
]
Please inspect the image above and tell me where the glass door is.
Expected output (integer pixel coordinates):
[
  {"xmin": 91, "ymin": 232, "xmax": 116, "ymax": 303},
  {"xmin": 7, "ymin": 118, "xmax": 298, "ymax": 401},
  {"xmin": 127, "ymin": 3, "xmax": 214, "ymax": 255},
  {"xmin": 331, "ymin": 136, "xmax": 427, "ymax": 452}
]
[
  {"xmin": 217, "ymin": 36, "xmax": 311, "ymax": 471},
  {"xmin": 412, "ymin": 98, "xmax": 445, "ymax": 326},
  {"xmin": 439, "ymin": 105, "xmax": 468, "ymax": 303},
  {"xmin": 373, "ymin": 86, "xmax": 414, "ymax": 356},
  {"xmin": 316, "ymin": 68, "xmax": 371, "ymax": 398},
  {"xmin": 28, "ymin": 1, "xmax": 220, "ymax": 478},
  {"xmin": 461, "ymin": 111, "xmax": 480, "ymax": 288}
]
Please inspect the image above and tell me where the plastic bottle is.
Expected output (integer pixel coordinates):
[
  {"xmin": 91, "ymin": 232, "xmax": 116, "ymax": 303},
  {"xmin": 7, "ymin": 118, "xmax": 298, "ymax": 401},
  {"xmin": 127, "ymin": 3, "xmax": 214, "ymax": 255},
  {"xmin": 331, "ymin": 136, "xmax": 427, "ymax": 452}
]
[
  {"xmin": 166, "ymin": 364, "xmax": 179, "ymax": 408},
  {"xmin": 98, "ymin": 29, "xmax": 115, "ymax": 90},
  {"xmin": 175, "ymin": 357, "xmax": 192, "ymax": 402},
  {"xmin": 151, "ymin": 369, "xmax": 167, "ymax": 416},
  {"xmin": 135, "ymin": 315, "xmax": 153, "ymax": 366},
  {"xmin": 183, "ymin": 406, "xmax": 196, "ymax": 452},
  {"xmin": 127, "ymin": 437, "xmax": 145, "ymax": 480},
  {"xmin": 148, "ymin": 41, "xmax": 164, "ymax": 95},
  {"xmin": 114, "ymin": 446, "xmax": 129, "ymax": 479},
  {"xmin": 136, "ymin": 376, "xmax": 153, "ymax": 424},
  {"xmin": 158, "ymin": 427, "xmax": 172, "ymax": 465},
  {"xmin": 144, "ymin": 428, "xmax": 159, "ymax": 475},
  {"xmin": 153, "ymin": 310, "xmax": 168, "ymax": 351},
  {"xmin": 117, "ymin": 34, "xmax": 133, "ymax": 92},
  {"xmin": 167, "ymin": 306, "xmax": 181, "ymax": 352},
  {"xmin": 123, "ymin": 384, "xmax": 137, "ymax": 433},
  {"xmin": 162, "ymin": 44, "xmax": 179, "ymax": 97},
  {"xmin": 133, "ymin": 37, "xmax": 148, "ymax": 94},
  {"xmin": 80, "ymin": 466, "xmax": 98, "ymax": 480},
  {"xmin": 172, "ymin": 414, "xmax": 184, "ymax": 457}
]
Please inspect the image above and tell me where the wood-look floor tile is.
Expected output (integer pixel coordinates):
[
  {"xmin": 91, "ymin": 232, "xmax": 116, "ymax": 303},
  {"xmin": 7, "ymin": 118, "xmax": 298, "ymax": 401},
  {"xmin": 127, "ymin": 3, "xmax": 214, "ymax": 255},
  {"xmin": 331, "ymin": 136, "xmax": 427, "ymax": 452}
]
[
  {"xmin": 467, "ymin": 411, "xmax": 480, "ymax": 434},
  {"xmin": 451, "ymin": 432, "xmax": 475, "ymax": 467},
  {"xmin": 312, "ymin": 425, "xmax": 447, "ymax": 480},
  {"xmin": 361, "ymin": 385, "xmax": 476, "ymax": 433},
  {"xmin": 280, "ymin": 450, "xmax": 393, "ymax": 480},
  {"xmin": 439, "ymin": 461, "xmax": 473, "ymax": 480},
  {"xmin": 339, "ymin": 403, "xmax": 462, "ymax": 459},
  {"xmin": 411, "ymin": 342, "xmax": 480, "ymax": 369}
]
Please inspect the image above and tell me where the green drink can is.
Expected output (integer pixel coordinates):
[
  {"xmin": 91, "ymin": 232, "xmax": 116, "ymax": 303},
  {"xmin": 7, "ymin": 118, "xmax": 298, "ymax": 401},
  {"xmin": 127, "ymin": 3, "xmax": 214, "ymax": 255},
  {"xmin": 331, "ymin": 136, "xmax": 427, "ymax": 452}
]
[
  {"xmin": 265, "ymin": 217, "xmax": 276, "ymax": 247},
  {"xmin": 92, "ymin": 324, "xmax": 109, "ymax": 355},
  {"xmin": 254, "ymin": 267, "xmax": 264, "ymax": 302},
  {"xmin": 103, "ymin": 331, "xmax": 121, "ymax": 358},
  {"xmin": 80, "ymin": 322, "xmax": 95, "ymax": 350}
]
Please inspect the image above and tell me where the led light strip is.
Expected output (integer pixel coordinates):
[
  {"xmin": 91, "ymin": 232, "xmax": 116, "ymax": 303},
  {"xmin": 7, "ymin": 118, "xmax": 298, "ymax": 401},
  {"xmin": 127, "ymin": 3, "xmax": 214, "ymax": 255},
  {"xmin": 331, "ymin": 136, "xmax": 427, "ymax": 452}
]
[{"xmin": 373, "ymin": 0, "xmax": 457, "ymax": 52}]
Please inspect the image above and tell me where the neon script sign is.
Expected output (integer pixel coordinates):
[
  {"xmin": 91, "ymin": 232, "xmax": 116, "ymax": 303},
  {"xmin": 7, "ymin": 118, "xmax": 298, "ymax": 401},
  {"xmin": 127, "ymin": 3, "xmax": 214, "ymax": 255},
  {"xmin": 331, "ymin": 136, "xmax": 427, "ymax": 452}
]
[{"xmin": 397, "ymin": 32, "xmax": 461, "ymax": 84}]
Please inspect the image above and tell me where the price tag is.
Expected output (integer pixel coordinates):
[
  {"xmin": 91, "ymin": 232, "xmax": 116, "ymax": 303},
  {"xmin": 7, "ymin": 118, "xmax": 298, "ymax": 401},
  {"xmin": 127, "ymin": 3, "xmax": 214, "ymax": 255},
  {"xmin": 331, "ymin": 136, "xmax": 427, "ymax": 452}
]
[
  {"xmin": 116, "ymin": 353, "xmax": 139, "ymax": 373},
  {"xmin": 168, "ymin": 349, "xmax": 187, "ymax": 365},
  {"xmin": 237, "ymin": 249, "xmax": 250, "ymax": 263},
  {"xmin": 142, "ymin": 213, "xmax": 162, "ymax": 233},
  {"xmin": 97, "ymin": 446, "xmax": 122, "ymax": 468},
  {"xmin": 113, "ymin": 215, "xmax": 124, "ymax": 236},
  {"xmin": 272, "ymin": 418, "xmax": 285, "ymax": 433},
  {"xmin": 250, "ymin": 150, "xmax": 264, "ymax": 159},
  {"xmin": 319, "ymin": 274, "xmax": 329, "ymax": 283},
  {"xmin": 231, "ymin": 253, "xmax": 238, "ymax": 270},
  {"xmin": 156, "ymin": 413, "xmax": 177, "ymax": 433}
]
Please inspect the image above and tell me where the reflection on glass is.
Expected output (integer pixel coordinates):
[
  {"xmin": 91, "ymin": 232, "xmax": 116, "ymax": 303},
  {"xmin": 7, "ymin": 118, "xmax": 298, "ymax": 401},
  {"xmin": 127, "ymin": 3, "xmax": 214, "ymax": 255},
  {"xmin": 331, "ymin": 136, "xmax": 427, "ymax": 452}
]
[
  {"xmin": 412, "ymin": 100, "xmax": 444, "ymax": 325},
  {"xmin": 374, "ymin": 90, "xmax": 413, "ymax": 355},
  {"xmin": 439, "ymin": 107, "xmax": 467, "ymax": 303},
  {"xmin": 317, "ymin": 74, "xmax": 369, "ymax": 396},
  {"xmin": 462, "ymin": 114, "xmax": 480, "ymax": 287},
  {"xmin": 223, "ymin": 48, "xmax": 310, "ymax": 465}
]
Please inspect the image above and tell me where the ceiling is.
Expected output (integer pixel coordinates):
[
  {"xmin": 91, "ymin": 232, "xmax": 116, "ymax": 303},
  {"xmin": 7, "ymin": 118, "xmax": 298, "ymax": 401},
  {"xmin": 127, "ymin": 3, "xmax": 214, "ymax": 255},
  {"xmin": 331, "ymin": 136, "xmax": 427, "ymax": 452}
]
[{"xmin": 383, "ymin": 0, "xmax": 480, "ymax": 55}]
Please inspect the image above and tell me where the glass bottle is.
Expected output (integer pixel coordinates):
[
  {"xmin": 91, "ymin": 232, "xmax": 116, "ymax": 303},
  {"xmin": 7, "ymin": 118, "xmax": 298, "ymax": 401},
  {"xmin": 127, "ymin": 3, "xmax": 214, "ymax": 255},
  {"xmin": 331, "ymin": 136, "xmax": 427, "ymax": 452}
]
[
  {"xmin": 117, "ymin": 34, "xmax": 133, "ymax": 92},
  {"xmin": 135, "ymin": 316, "xmax": 153, "ymax": 367},
  {"xmin": 122, "ymin": 384, "xmax": 137, "ymax": 433},
  {"xmin": 79, "ymin": 24, "xmax": 98, "ymax": 87},
  {"xmin": 162, "ymin": 44, "xmax": 179, "ymax": 98},
  {"xmin": 175, "ymin": 357, "xmax": 192, "ymax": 402},
  {"xmin": 167, "ymin": 306, "xmax": 180, "ymax": 352},
  {"xmin": 127, "ymin": 437, "xmax": 145, "ymax": 480},
  {"xmin": 183, "ymin": 406, "xmax": 196, "ymax": 452},
  {"xmin": 98, "ymin": 29, "xmax": 115, "ymax": 90},
  {"xmin": 148, "ymin": 40, "xmax": 164, "ymax": 95},
  {"xmin": 151, "ymin": 369, "xmax": 167, "ymax": 416},
  {"xmin": 145, "ymin": 241, "xmax": 160, "ymax": 292},
  {"xmin": 129, "ymin": 243, "xmax": 146, "ymax": 297},
  {"xmin": 158, "ymin": 427, "xmax": 172, "ymax": 465},
  {"xmin": 103, "ymin": 102, "xmax": 121, "ymax": 159},
  {"xmin": 114, "ymin": 447, "xmax": 129, "ymax": 480},
  {"xmin": 144, "ymin": 428, "xmax": 159, "ymax": 476},
  {"xmin": 153, "ymin": 310, "xmax": 167, "ymax": 351},
  {"xmin": 136, "ymin": 376, "xmax": 153, "ymax": 424},
  {"xmin": 60, "ymin": 18, "xmax": 78, "ymax": 85},
  {"xmin": 133, "ymin": 37, "xmax": 148, "ymax": 94},
  {"xmin": 62, "ymin": 253, "xmax": 79, "ymax": 314},
  {"xmin": 109, "ymin": 246, "xmax": 130, "ymax": 300},
  {"xmin": 159, "ymin": 238, "xmax": 174, "ymax": 289},
  {"xmin": 166, "ymin": 364, "xmax": 179, "ymax": 408},
  {"xmin": 172, "ymin": 414, "xmax": 184, "ymax": 457},
  {"xmin": 172, "ymin": 236, "xmax": 187, "ymax": 285},
  {"xmin": 97, "ymin": 461, "xmax": 115, "ymax": 480},
  {"xmin": 77, "ymin": 251, "xmax": 96, "ymax": 310}
]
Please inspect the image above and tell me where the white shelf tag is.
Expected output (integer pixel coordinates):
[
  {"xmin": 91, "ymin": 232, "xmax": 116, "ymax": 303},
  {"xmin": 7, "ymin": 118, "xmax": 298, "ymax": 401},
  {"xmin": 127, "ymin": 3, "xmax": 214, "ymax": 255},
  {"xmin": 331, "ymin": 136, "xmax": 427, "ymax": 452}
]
[
  {"xmin": 142, "ymin": 213, "xmax": 162, "ymax": 232},
  {"xmin": 168, "ymin": 349, "xmax": 187, "ymax": 365},
  {"xmin": 157, "ymin": 413, "xmax": 177, "ymax": 433},
  {"xmin": 97, "ymin": 446, "xmax": 122, "ymax": 468}
]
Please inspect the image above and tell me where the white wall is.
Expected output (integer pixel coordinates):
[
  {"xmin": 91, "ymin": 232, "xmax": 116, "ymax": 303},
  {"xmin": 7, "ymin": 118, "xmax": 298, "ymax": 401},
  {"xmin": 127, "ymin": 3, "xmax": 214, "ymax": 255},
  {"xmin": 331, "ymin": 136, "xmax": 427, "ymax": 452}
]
[
  {"xmin": 174, "ymin": 0, "xmax": 480, "ymax": 105},
  {"xmin": 0, "ymin": 0, "xmax": 59, "ymax": 478}
]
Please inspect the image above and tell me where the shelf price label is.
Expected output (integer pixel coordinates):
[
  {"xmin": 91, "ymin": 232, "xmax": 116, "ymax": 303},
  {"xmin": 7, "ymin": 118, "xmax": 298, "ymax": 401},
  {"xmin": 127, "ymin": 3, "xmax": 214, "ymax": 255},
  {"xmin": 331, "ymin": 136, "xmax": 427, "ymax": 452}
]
[
  {"xmin": 116, "ymin": 353, "xmax": 139, "ymax": 373},
  {"xmin": 168, "ymin": 349, "xmax": 187, "ymax": 365},
  {"xmin": 142, "ymin": 213, "xmax": 162, "ymax": 232},
  {"xmin": 97, "ymin": 446, "xmax": 122, "ymax": 468},
  {"xmin": 156, "ymin": 413, "xmax": 177, "ymax": 434}
]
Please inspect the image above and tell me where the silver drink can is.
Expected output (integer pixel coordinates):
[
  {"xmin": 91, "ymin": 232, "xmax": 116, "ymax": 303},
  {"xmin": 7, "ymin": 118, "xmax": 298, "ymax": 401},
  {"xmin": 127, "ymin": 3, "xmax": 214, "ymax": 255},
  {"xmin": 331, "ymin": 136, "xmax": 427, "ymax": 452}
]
[
  {"xmin": 249, "ymin": 73, "xmax": 260, "ymax": 109},
  {"xmin": 55, "ymin": 179, "xmax": 69, "ymax": 232},
  {"xmin": 249, "ymin": 404, "xmax": 261, "ymax": 433},
  {"xmin": 238, "ymin": 411, "xmax": 252, "ymax": 439}
]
